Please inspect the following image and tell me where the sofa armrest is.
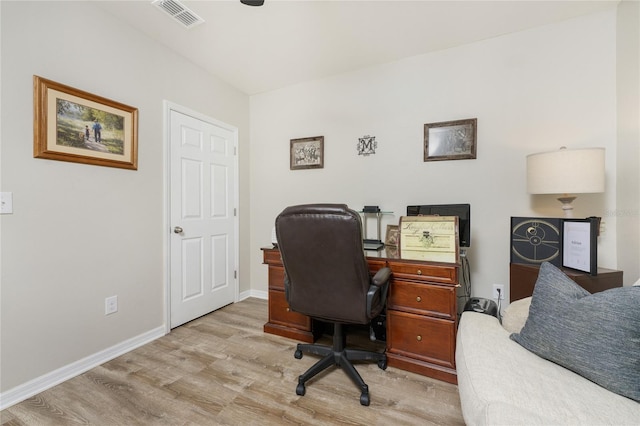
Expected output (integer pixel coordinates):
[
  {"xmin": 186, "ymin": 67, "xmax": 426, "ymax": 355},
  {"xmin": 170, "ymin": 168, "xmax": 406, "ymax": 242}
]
[{"xmin": 501, "ymin": 297, "xmax": 531, "ymax": 333}]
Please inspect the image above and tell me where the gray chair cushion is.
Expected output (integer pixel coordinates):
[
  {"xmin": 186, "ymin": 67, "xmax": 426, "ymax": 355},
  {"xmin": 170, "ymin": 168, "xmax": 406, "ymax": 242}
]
[{"xmin": 510, "ymin": 262, "xmax": 640, "ymax": 402}]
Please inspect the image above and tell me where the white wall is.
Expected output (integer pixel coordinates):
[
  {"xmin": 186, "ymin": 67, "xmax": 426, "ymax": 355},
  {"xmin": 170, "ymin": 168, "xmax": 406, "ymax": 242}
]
[
  {"xmin": 616, "ymin": 0, "xmax": 640, "ymax": 285},
  {"xmin": 249, "ymin": 9, "xmax": 620, "ymax": 301},
  {"xmin": 0, "ymin": 1, "xmax": 250, "ymax": 395}
]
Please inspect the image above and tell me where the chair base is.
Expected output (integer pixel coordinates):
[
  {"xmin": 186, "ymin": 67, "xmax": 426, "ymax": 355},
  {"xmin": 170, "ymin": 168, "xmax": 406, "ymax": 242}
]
[{"xmin": 293, "ymin": 323, "xmax": 387, "ymax": 406}]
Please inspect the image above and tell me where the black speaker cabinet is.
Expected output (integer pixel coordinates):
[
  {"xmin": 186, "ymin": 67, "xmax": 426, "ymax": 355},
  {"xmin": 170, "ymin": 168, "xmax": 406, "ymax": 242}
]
[{"xmin": 510, "ymin": 217, "xmax": 562, "ymax": 267}]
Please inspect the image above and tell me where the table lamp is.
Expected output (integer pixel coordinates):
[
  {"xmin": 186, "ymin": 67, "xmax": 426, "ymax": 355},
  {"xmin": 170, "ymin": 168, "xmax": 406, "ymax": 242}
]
[{"xmin": 527, "ymin": 147, "xmax": 605, "ymax": 217}]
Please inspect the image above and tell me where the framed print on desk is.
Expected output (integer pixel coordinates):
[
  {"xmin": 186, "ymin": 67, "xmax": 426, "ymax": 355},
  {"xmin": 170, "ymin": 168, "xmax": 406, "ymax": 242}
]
[
  {"xmin": 562, "ymin": 217, "xmax": 599, "ymax": 276},
  {"xmin": 385, "ymin": 224, "xmax": 399, "ymax": 247},
  {"xmin": 399, "ymin": 215, "xmax": 459, "ymax": 264}
]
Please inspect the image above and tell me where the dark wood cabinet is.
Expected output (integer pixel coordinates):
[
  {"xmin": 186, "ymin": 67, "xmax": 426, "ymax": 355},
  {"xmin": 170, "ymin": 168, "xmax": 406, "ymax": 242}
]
[
  {"xmin": 509, "ymin": 263, "xmax": 623, "ymax": 302},
  {"xmin": 262, "ymin": 247, "xmax": 459, "ymax": 384},
  {"xmin": 262, "ymin": 248, "xmax": 320, "ymax": 342},
  {"xmin": 384, "ymin": 261, "xmax": 458, "ymax": 384}
]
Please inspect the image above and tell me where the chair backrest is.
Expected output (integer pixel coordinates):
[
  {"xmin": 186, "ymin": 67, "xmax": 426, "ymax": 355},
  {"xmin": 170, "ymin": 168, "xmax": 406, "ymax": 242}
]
[{"xmin": 275, "ymin": 204, "xmax": 373, "ymax": 324}]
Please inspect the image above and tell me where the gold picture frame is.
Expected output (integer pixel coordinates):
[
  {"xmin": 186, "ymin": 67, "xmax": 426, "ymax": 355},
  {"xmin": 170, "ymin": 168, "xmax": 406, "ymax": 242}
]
[
  {"xmin": 424, "ymin": 118, "xmax": 477, "ymax": 162},
  {"xmin": 399, "ymin": 215, "xmax": 460, "ymax": 264},
  {"xmin": 34, "ymin": 75, "xmax": 138, "ymax": 170},
  {"xmin": 290, "ymin": 136, "xmax": 324, "ymax": 170}
]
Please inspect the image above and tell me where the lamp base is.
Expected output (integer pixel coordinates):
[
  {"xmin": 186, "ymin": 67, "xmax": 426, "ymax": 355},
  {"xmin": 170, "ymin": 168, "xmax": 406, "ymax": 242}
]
[{"xmin": 557, "ymin": 196, "xmax": 577, "ymax": 218}]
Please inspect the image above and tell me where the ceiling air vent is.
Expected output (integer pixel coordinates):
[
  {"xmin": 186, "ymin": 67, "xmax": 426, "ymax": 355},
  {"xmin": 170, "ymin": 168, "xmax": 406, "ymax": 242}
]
[{"xmin": 152, "ymin": 0, "xmax": 204, "ymax": 29}]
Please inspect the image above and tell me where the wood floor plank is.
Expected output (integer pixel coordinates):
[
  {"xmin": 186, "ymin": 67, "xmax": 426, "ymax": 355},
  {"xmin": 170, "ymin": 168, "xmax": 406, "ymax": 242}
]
[{"xmin": 1, "ymin": 298, "xmax": 464, "ymax": 425}]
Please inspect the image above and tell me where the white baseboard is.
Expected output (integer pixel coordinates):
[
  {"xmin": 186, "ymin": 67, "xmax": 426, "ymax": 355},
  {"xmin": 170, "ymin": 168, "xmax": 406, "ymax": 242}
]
[
  {"xmin": 238, "ymin": 289, "xmax": 267, "ymax": 301},
  {"xmin": 1, "ymin": 295, "xmax": 268, "ymax": 410},
  {"xmin": 0, "ymin": 326, "xmax": 166, "ymax": 410},
  {"xmin": 238, "ymin": 289, "xmax": 252, "ymax": 301}
]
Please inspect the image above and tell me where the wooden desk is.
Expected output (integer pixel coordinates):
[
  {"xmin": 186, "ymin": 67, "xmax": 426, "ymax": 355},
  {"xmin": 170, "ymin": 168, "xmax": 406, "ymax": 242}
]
[
  {"xmin": 262, "ymin": 247, "xmax": 459, "ymax": 384},
  {"xmin": 509, "ymin": 263, "xmax": 623, "ymax": 302}
]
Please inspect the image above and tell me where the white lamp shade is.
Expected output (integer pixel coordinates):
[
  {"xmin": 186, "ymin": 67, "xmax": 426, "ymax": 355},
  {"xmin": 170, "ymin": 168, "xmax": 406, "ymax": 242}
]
[{"xmin": 527, "ymin": 147, "xmax": 605, "ymax": 194}]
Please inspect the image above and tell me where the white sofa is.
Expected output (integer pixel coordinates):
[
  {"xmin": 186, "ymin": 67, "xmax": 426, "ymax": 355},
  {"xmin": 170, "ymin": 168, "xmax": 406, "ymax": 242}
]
[{"xmin": 456, "ymin": 297, "xmax": 640, "ymax": 425}]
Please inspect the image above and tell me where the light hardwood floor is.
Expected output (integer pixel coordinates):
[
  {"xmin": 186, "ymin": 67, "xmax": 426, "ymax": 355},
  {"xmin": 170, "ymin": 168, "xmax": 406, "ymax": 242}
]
[{"xmin": 1, "ymin": 298, "xmax": 464, "ymax": 425}]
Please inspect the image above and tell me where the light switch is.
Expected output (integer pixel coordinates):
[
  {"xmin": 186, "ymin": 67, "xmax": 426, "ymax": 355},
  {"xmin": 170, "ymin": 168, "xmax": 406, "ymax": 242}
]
[{"xmin": 1, "ymin": 192, "xmax": 13, "ymax": 214}]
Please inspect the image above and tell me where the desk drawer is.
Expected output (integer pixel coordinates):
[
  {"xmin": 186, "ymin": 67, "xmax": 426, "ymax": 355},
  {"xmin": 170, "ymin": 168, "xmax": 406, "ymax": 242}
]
[
  {"xmin": 386, "ymin": 310, "xmax": 455, "ymax": 369},
  {"xmin": 388, "ymin": 262, "xmax": 457, "ymax": 284},
  {"xmin": 263, "ymin": 248, "xmax": 283, "ymax": 266},
  {"xmin": 268, "ymin": 289, "xmax": 310, "ymax": 330},
  {"xmin": 389, "ymin": 280, "xmax": 456, "ymax": 319},
  {"xmin": 268, "ymin": 266, "xmax": 285, "ymax": 291}
]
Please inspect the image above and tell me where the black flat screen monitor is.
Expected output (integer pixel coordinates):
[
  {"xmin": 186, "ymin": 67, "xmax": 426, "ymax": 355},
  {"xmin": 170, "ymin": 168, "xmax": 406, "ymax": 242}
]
[{"xmin": 406, "ymin": 204, "xmax": 471, "ymax": 247}]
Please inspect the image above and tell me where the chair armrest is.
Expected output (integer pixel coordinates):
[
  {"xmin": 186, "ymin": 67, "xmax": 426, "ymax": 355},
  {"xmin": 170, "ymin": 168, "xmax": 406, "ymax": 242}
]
[
  {"xmin": 372, "ymin": 267, "xmax": 391, "ymax": 287},
  {"xmin": 367, "ymin": 267, "xmax": 391, "ymax": 318}
]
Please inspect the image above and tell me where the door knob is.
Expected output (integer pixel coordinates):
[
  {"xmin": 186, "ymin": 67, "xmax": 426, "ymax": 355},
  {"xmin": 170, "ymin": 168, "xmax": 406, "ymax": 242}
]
[{"xmin": 174, "ymin": 226, "xmax": 183, "ymax": 234}]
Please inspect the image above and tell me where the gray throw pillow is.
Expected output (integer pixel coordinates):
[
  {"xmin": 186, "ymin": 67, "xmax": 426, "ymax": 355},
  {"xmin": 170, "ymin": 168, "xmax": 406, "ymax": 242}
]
[{"xmin": 510, "ymin": 262, "xmax": 640, "ymax": 402}]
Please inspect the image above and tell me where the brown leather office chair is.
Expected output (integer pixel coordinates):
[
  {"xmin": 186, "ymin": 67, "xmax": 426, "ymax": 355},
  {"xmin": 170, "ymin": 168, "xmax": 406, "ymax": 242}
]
[{"xmin": 275, "ymin": 204, "xmax": 391, "ymax": 406}]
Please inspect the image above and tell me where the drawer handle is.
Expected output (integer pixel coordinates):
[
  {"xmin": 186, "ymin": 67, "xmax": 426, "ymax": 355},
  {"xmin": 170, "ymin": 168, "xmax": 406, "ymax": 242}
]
[
  {"xmin": 416, "ymin": 296, "xmax": 422, "ymax": 302},
  {"xmin": 286, "ymin": 307, "xmax": 290, "ymax": 312},
  {"xmin": 416, "ymin": 269, "xmax": 422, "ymax": 275},
  {"xmin": 416, "ymin": 335, "xmax": 422, "ymax": 342}
]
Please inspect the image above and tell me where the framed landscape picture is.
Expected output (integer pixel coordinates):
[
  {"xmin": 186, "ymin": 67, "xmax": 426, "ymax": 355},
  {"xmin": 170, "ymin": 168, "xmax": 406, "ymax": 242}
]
[
  {"xmin": 33, "ymin": 75, "xmax": 138, "ymax": 170},
  {"xmin": 424, "ymin": 118, "xmax": 477, "ymax": 162}
]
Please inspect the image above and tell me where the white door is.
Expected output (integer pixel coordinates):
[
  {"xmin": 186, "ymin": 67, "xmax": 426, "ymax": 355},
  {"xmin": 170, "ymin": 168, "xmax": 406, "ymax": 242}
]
[{"xmin": 169, "ymin": 107, "xmax": 237, "ymax": 328}]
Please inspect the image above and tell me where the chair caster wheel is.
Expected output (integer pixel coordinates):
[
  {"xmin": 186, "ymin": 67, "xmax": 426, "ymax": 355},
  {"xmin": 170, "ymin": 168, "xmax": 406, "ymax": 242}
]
[
  {"xmin": 294, "ymin": 349, "xmax": 303, "ymax": 359},
  {"xmin": 377, "ymin": 359, "xmax": 387, "ymax": 370},
  {"xmin": 360, "ymin": 392, "xmax": 370, "ymax": 406},
  {"xmin": 296, "ymin": 383, "xmax": 306, "ymax": 396}
]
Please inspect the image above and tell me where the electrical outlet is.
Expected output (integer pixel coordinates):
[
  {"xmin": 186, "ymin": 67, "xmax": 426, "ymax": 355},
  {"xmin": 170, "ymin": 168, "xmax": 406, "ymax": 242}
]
[
  {"xmin": 492, "ymin": 284, "xmax": 505, "ymax": 300},
  {"xmin": 105, "ymin": 295, "xmax": 118, "ymax": 315}
]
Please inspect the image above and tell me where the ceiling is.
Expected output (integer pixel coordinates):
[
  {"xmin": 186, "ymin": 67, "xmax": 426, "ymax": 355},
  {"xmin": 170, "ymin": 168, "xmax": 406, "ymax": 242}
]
[{"xmin": 96, "ymin": 0, "xmax": 619, "ymax": 95}]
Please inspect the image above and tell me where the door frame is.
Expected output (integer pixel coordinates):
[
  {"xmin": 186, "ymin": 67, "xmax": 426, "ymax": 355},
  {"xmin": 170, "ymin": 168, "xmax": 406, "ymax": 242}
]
[{"xmin": 163, "ymin": 100, "xmax": 240, "ymax": 333}]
